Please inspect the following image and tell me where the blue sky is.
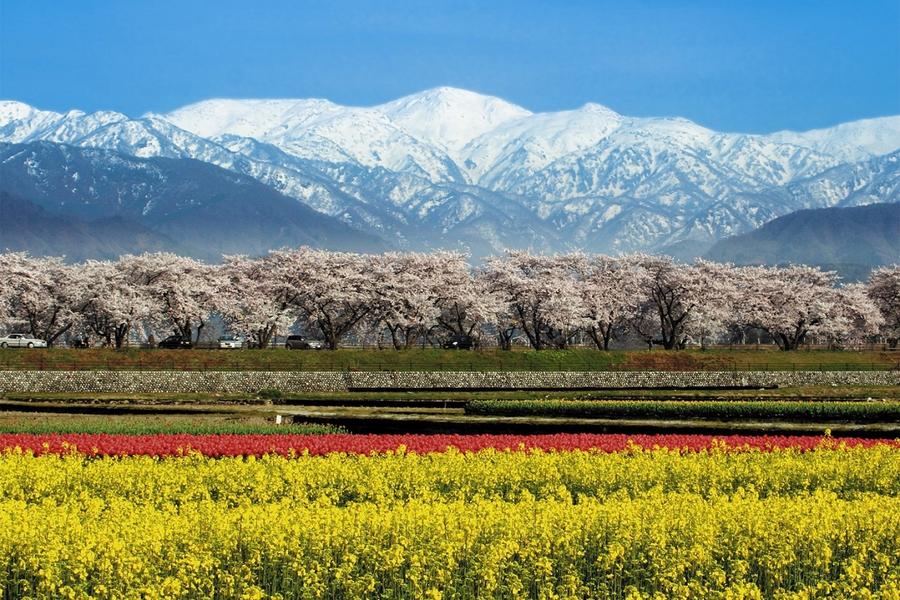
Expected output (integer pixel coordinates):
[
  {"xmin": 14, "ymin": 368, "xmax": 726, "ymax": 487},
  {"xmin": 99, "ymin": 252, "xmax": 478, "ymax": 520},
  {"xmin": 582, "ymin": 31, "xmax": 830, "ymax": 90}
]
[{"xmin": 1, "ymin": 0, "xmax": 897, "ymax": 133}]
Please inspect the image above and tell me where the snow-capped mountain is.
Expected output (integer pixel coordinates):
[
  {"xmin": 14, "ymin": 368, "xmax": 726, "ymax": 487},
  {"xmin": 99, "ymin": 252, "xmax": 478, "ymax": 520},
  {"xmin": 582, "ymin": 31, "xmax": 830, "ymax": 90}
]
[
  {"xmin": 2, "ymin": 88, "xmax": 898, "ymax": 258},
  {"xmin": 377, "ymin": 87, "xmax": 533, "ymax": 164}
]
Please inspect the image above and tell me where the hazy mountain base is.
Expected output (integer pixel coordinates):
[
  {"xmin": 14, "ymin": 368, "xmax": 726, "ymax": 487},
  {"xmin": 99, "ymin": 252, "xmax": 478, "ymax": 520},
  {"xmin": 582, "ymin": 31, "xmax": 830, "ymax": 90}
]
[
  {"xmin": 0, "ymin": 191, "xmax": 199, "ymax": 260},
  {"xmin": 0, "ymin": 142, "xmax": 390, "ymax": 260},
  {"xmin": 704, "ymin": 203, "xmax": 900, "ymax": 280}
]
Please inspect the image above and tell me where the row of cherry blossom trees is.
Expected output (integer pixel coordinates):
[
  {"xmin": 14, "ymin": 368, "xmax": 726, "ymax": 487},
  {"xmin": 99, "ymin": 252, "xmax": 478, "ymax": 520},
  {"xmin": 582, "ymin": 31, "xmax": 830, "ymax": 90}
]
[{"xmin": 0, "ymin": 250, "xmax": 896, "ymax": 350}]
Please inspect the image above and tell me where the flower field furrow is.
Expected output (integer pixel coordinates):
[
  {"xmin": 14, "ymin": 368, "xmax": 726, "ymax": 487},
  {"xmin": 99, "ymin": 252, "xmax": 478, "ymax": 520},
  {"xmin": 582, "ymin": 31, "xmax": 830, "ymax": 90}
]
[
  {"xmin": 2, "ymin": 492, "xmax": 899, "ymax": 599},
  {"xmin": 1, "ymin": 432, "xmax": 896, "ymax": 456}
]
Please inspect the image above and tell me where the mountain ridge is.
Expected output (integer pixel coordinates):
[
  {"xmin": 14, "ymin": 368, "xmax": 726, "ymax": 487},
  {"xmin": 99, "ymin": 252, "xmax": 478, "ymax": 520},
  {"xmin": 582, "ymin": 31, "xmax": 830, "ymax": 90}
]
[{"xmin": 2, "ymin": 89, "xmax": 898, "ymax": 257}]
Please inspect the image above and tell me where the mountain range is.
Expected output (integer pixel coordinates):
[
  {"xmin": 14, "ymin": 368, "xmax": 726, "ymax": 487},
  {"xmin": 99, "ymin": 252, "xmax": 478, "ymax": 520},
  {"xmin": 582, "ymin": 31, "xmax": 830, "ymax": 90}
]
[{"xmin": 1, "ymin": 87, "xmax": 899, "ymax": 260}]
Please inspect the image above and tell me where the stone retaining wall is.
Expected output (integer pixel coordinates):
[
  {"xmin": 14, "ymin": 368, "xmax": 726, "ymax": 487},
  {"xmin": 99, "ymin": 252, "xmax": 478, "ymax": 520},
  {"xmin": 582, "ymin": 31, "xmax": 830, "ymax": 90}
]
[{"xmin": 0, "ymin": 370, "xmax": 897, "ymax": 394}]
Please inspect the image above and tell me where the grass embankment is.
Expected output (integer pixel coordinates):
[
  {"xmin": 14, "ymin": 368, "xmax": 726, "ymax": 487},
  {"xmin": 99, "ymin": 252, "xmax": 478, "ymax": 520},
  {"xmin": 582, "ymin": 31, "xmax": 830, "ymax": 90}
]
[
  {"xmin": 1, "ymin": 348, "xmax": 897, "ymax": 372},
  {"xmin": 466, "ymin": 399, "xmax": 900, "ymax": 423}
]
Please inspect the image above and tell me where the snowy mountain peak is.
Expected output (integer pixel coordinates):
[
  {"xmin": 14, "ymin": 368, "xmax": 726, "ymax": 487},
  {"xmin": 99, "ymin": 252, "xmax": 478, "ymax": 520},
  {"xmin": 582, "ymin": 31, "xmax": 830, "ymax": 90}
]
[
  {"xmin": 378, "ymin": 86, "xmax": 530, "ymax": 115},
  {"xmin": 576, "ymin": 102, "xmax": 622, "ymax": 117},
  {"xmin": 769, "ymin": 115, "xmax": 900, "ymax": 162},
  {"xmin": 376, "ymin": 87, "xmax": 532, "ymax": 153},
  {"xmin": 0, "ymin": 101, "xmax": 55, "ymax": 125},
  {"xmin": 160, "ymin": 97, "xmax": 342, "ymax": 139}
]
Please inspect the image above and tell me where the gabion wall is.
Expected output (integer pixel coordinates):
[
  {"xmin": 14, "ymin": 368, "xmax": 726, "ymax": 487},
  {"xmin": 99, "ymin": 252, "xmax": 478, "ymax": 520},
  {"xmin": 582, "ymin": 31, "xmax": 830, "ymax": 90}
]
[{"xmin": 0, "ymin": 370, "xmax": 898, "ymax": 394}]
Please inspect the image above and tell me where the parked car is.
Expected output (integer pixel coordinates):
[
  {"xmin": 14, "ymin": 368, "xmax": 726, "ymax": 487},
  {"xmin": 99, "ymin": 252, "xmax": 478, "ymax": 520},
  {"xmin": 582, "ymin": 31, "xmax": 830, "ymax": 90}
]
[
  {"xmin": 285, "ymin": 335, "xmax": 324, "ymax": 350},
  {"xmin": 218, "ymin": 335, "xmax": 244, "ymax": 349},
  {"xmin": 442, "ymin": 334, "xmax": 474, "ymax": 350},
  {"xmin": 157, "ymin": 335, "xmax": 193, "ymax": 349},
  {"xmin": 0, "ymin": 333, "xmax": 48, "ymax": 348},
  {"xmin": 69, "ymin": 337, "xmax": 91, "ymax": 349}
]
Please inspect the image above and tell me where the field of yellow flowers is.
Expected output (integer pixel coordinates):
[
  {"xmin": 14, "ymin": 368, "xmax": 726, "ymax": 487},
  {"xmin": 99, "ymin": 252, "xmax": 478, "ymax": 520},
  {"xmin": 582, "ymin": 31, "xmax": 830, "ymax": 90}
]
[{"xmin": 1, "ymin": 440, "xmax": 899, "ymax": 599}]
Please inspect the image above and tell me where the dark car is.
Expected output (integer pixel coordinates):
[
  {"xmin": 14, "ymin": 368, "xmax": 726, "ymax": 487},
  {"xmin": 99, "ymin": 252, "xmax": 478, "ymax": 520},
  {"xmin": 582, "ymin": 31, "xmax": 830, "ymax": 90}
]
[
  {"xmin": 285, "ymin": 335, "xmax": 323, "ymax": 350},
  {"xmin": 69, "ymin": 337, "xmax": 91, "ymax": 349},
  {"xmin": 157, "ymin": 335, "xmax": 193, "ymax": 349},
  {"xmin": 442, "ymin": 334, "xmax": 474, "ymax": 350}
]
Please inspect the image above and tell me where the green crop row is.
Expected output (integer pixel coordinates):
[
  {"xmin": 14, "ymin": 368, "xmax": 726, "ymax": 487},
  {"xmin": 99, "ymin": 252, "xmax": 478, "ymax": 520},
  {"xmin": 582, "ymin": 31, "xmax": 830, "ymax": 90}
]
[
  {"xmin": 465, "ymin": 399, "xmax": 900, "ymax": 422},
  {"xmin": 0, "ymin": 419, "xmax": 346, "ymax": 436}
]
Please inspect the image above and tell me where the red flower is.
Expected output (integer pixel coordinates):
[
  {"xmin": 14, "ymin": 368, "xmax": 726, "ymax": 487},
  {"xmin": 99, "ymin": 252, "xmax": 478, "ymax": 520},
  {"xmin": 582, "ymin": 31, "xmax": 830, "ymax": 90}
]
[{"xmin": 0, "ymin": 433, "xmax": 895, "ymax": 457}]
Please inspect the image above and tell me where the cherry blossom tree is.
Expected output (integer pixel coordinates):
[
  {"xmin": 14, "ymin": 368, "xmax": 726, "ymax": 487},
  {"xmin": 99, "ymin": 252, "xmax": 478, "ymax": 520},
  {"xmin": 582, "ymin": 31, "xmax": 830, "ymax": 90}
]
[
  {"xmin": 736, "ymin": 265, "xmax": 850, "ymax": 351},
  {"xmin": 575, "ymin": 255, "xmax": 648, "ymax": 350},
  {"xmin": 370, "ymin": 253, "xmax": 444, "ymax": 349},
  {"xmin": 0, "ymin": 262, "xmax": 11, "ymax": 332},
  {"xmin": 826, "ymin": 283, "xmax": 884, "ymax": 348},
  {"xmin": 630, "ymin": 256, "xmax": 726, "ymax": 350},
  {"xmin": 0, "ymin": 253, "xmax": 84, "ymax": 345},
  {"xmin": 482, "ymin": 252, "xmax": 584, "ymax": 349},
  {"xmin": 78, "ymin": 259, "xmax": 155, "ymax": 348},
  {"xmin": 867, "ymin": 266, "xmax": 900, "ymax": 348},
  {"xmin": 215, "ymin": 255, "xmax": 295, "ymax": 348},
  {"xmin": 267, "ymin": 248, "xmax": 377, "ymax": 349},
  {"xmin": 681, "ymin": 260, "xmax": 742, "ymax": 349},
  {"xmin": 118, "ymin": 253, "xmax": 218, "ymax": 343},
  {"xmin": 431, "ymin": 253, "xmax": 501, "ymax": 347}
]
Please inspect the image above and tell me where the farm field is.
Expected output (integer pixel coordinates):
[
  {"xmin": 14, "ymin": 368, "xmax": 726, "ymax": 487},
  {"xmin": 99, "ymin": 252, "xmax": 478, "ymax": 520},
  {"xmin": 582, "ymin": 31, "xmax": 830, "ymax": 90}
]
[
  {"xmin": 1, "ymin": 367, "xmax": 898, "ymax": 598},
  {"xmin": 1, "ymin": 347, "xmax": 898, "ymax": 372},
  {"xmin": 1, "ymin": 434, "xmax": 899, "ymax": 598},
  {"xmin": 3, "ymin": 382, "xmax": 900, "ymax": 437}
]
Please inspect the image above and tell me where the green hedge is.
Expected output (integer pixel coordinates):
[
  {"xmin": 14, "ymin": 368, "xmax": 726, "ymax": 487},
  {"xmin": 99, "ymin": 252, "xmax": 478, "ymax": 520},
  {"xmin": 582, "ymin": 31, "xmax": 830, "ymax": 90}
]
[{"xmin": 465, "ymin": 400, "xmax": 900, "ymax": 422}]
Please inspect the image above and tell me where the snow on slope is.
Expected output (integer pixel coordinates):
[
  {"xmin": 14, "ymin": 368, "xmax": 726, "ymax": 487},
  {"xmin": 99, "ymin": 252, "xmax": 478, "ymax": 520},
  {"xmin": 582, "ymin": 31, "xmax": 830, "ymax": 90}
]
[
  {"xmin": 0, "ymin": 102, "xmax": 130, "ymax": 144},
  {"xmin": 3, "ymin": 90, "xmax": 900, "ymax": 257},
  {"xmin": 158, "ymin": 98, "xmax": 337, "ymax": 139},
  {"xmin": 157, "ymin": 87, "xmax": 900, "ymax": 195},
  {"xmin": 768, "ymin": 116, "xmax": 900, "ymax": 163},
  {"xmin": 376, "ymin": 87, "xmax": 532, "ymax": 159},
  {"xmin": 0, "ymin": 101, "xmax": 65, "ymax": 141},
  {"xmin": 163, "ymin": 92, "xmax": 467, "ymax": 182},
  {"xmin": 463, "ymin": 103, "xmax": 625, "ymax": 183}
]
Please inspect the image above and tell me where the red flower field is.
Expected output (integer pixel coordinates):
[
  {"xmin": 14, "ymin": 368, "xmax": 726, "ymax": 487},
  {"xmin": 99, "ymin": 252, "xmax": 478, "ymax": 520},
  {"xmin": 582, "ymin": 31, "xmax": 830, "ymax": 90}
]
[{"xmin": 0, "ymin": 432, "xmax": 895, "ymax": 457}]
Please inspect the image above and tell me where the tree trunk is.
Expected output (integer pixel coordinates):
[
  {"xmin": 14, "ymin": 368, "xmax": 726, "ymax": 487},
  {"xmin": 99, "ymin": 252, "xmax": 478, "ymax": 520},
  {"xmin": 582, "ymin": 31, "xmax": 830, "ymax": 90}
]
[
  {"xmin": 176, "ymin": 320, "xmax": 193, "ymax": 342},
  {"xmin": 114, "ymin": 323, "xmax": 130, "ymax": 349},
  {"xmin": 497, "ymin": 326, "xmax": 515, "ymax": 351},
  {"xmin": 402, "ymin": 326, "xmax": 420, "ymax": 349},
  {"xmin": 325, "ymin": 331, "xmax": 339, "ymax": 351},
  {"xmin": 386, "ymin": 324, "xmax": 404, "ymax": 350},
  {"xmin": 256, "ymin": 325, "xmax": 276, "ymax": 349},
  {"xmin": 587, "ymin": 325, "xmax": 614, "ymax": 351}
]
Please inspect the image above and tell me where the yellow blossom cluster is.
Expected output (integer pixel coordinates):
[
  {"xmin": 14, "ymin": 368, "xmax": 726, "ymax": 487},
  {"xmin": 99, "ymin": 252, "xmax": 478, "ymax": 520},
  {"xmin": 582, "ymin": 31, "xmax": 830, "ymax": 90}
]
[{"xmin": 1, "ymin": 446, "xmax": 898, "ymax": 599}]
